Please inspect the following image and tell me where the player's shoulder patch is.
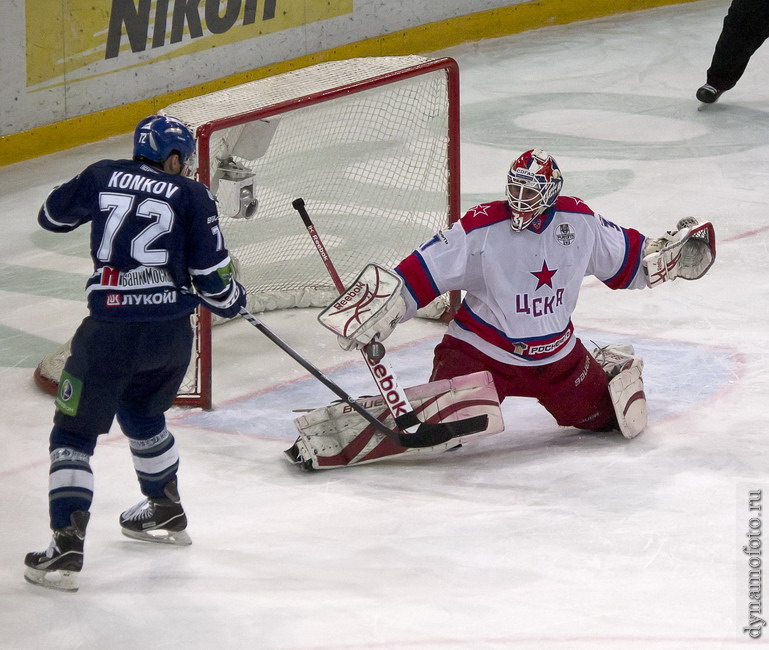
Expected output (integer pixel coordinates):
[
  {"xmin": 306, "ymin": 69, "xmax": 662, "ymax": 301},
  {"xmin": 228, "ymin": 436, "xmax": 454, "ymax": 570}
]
[
  {"xmin": 460, "ymin": 201, "xmax": 510, "ymax": 233},
  {"xmin": 554, "ymin": 195, "xmax": 595, "ymax": 216}
]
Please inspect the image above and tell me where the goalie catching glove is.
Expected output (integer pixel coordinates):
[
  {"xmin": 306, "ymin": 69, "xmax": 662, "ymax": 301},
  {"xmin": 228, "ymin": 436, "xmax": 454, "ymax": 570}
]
[
  {"xmin": 643, "ymin": 217, "xmax": 716, "ymax": 287},
  {"xmin": 318, "ymin": 264, "xmax": 407, "ymax": 351}
]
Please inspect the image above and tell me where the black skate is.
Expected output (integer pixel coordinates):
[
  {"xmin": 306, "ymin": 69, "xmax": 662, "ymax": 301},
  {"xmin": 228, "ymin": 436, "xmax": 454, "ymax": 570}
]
[
  {"xmin": 120, "ymin": 479, "xmax": 191, "ymax": 546},
  {"xmin": 696, "ymin": 84, "xmax": 723, "ymax": 104},
  {"xmin": 24, "ymin": 510, "xmax": 90, "ymax": 592}
]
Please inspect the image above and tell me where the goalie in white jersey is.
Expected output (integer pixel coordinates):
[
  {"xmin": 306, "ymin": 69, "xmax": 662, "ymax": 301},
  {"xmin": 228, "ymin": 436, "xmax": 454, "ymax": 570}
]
[{"xmin": 304, "ymin": 149, "xmax": 716, "ymax": 468}]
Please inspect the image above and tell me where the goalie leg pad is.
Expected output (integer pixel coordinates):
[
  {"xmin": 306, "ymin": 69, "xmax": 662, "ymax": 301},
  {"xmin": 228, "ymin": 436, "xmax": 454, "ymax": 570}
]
[
  {"xmin": 608, "ymin": 364, "xmax": 647, "ymax": 439},
  {"xmin": 591, "ymin": 344, "xmax": 647, "ymax": 438},
  {"xmin": 287, "ymin": 371, "xmax": 504, "ymax": 470}
]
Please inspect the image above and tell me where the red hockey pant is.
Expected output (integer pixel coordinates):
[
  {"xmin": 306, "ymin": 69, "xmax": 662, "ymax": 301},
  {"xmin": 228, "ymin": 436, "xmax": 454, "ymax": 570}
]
[{"xmin": 430, "ymin": 335, "xmax": 615, "ymax": 431}]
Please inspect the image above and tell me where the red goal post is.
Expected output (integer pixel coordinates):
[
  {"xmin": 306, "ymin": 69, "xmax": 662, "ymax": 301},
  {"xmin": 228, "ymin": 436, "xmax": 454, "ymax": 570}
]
[{"xmin": 34, "ymin": 55, "xmax": 460, "ymax": 409}]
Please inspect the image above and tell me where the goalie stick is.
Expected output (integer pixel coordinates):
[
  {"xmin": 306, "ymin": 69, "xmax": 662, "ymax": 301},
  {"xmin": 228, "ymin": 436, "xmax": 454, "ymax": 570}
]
[
  {"xmin": 237, "ymin": 308, "xmax": 487, "ymax": 448},
  {"xmin": 291, "ymin": 197, "xmax": 470, "ymax": 436}
]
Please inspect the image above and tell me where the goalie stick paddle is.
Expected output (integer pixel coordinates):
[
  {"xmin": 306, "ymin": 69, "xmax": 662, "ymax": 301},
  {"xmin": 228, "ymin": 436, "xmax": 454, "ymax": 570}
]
[
  {"xmin": 238, "ymin": 308, "xmax": 487, "ymax": 448},
  {"xmin": 290, "ymin": 197, "xmax": 486, "ymax": 440}
]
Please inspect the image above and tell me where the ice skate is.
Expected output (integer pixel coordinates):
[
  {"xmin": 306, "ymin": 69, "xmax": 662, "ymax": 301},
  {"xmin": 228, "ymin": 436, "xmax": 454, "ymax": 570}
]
[
  {"xmin": 24, "ymin": 510, "xmax": 90, "ymax": 592},
  {"xmin": 591, "ymin": 343, "xmax": 643, "ymax": 379},
  {"xmin": 696, "ymin": 83, "xmax": 723, "ymax": 104},
  {"xmin": 120, "ymin": 479, "xmax": 191, "ymax": 546}
]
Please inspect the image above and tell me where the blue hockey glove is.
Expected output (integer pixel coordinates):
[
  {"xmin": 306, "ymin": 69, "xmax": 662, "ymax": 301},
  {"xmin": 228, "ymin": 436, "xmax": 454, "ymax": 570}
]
[{"xmin": 199, "ymin": 281, "xmax": 247, "ymax": 319}]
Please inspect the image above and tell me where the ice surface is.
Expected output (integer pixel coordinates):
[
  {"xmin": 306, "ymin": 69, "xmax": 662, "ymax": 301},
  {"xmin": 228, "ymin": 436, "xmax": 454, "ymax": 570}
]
[{"xmin": 1, "ymin": 1, "xmax": 767, "ymax": 647}]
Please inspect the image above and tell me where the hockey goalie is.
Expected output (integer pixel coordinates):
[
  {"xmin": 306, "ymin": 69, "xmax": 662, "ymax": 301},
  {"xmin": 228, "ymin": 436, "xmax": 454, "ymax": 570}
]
[{"xmin": 290, "ymin": 149, "xmax": 716, "ymax": 470}]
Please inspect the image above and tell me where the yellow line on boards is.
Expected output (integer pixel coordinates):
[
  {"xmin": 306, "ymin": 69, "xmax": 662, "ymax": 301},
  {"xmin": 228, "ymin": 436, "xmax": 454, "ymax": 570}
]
[{"xmin": 0, "ymin": 0, "xmax": 700, "ymax": 167}]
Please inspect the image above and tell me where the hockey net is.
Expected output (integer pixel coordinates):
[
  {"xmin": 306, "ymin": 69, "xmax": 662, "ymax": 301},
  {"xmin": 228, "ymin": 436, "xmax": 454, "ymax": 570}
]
[{"xmin": 34, "ymin": 55, "xmax": 460, "ymax": 409}]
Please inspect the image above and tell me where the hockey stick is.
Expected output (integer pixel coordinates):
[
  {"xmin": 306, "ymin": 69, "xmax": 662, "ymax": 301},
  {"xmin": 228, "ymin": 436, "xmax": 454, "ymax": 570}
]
[
  {"xmin": 238, "ymin": 308, "xmax": 486, "ymax": 448},
  {"xmin": 291, "ymin": 197, "xmax": 485, "ymax": 437}
]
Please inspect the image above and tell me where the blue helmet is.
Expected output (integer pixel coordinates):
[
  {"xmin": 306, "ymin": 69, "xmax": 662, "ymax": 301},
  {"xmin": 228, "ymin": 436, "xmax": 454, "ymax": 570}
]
[{"xmin": 133, "ymin": 115, "xmax": 195, "ymax": 168}]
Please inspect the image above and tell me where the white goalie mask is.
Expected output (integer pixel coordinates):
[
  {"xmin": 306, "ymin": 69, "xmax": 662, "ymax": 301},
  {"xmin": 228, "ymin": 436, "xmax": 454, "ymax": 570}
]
[{"xmin": 506, "ymin": 149, "xmax": 563, "ymax": 231}]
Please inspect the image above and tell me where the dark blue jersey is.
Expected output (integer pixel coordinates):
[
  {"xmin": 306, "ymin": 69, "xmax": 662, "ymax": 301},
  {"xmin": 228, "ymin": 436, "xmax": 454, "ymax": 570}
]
[{"xmin": 39, "ymin": 159, "xmax": 235, "ymax": 322}]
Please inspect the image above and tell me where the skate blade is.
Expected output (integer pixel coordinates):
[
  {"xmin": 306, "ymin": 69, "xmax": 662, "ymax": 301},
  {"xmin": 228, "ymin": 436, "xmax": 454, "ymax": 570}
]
[
  {"xmin": 24, "ymin": 566, "xmax": 79, "ymax": 592},
  {"xmin": 121, "ymin": 528, "xmax": 192, "ymax": 546}
]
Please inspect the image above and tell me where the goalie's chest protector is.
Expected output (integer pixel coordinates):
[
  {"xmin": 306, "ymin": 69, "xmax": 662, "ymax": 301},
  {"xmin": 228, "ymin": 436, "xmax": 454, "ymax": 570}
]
[{"xmin": 400, "ymin": 198, "xmax": 645, "ymax": 366}]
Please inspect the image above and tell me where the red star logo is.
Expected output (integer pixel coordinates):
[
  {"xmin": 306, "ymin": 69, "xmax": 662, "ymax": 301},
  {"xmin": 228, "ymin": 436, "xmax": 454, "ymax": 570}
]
[
  {"xmin": 469, "ymin": 204, "xmax": 492, "ymax": 218},
  {"xmin": 531, "ymin": 260, "xmax": 557, "ymax": 290}
]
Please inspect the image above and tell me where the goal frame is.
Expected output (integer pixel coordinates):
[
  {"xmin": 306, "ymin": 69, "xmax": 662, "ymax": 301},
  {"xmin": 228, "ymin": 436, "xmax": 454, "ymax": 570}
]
[{"xmin": 176, "ymin": 57, "xmax": 461, "ymax": 409}]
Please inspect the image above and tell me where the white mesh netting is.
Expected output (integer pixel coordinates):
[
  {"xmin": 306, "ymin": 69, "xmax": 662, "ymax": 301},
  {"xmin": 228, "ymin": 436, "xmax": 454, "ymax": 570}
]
[
  {"xmin": 162, "ymin": 55, "xmax": 455, "ymax": 313},
  {"xmin": 36, "ymin": 56, "xmax": 457, "ymax": 406}
]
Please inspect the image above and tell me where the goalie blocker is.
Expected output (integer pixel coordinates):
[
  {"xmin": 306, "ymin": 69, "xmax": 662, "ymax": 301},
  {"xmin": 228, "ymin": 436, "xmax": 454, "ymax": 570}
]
[
  {"xmin": 286, "ymin": 371, "xmax": 504, "ymax": 470},
  {"xmin": 318, "ymin": 263, "xmax": 406, "ymax": 351}
]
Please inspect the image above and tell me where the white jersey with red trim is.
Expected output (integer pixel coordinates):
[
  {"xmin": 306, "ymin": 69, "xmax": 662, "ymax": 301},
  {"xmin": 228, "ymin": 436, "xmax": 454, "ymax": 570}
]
[{"xmin": 394, "ymin": 196, "xmax": 649, "ymax": 366}]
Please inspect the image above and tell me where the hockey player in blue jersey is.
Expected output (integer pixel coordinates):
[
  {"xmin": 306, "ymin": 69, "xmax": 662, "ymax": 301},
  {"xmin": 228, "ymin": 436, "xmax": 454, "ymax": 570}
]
[{"xmin": 24, "ymin": 115, "xmax": 246, "ymax": 591}]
